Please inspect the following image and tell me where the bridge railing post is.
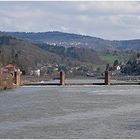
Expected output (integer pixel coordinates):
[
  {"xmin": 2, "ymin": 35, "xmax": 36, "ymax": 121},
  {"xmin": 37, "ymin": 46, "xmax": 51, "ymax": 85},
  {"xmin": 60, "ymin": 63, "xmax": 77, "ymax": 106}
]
[
  {"xmin": 60, "ymin": 71, "xmax": 65, "ymax": 86},
  {"xmin": 105, "ymin": 71, "xmax": 111, "ymax": 85}
]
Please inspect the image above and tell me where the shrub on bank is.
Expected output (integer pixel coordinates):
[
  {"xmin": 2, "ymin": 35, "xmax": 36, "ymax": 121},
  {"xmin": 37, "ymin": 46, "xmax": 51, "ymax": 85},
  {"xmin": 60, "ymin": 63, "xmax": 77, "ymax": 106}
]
[{"xmin": 0, "ymin": 78, "xmax": 13, "ymax": 90}]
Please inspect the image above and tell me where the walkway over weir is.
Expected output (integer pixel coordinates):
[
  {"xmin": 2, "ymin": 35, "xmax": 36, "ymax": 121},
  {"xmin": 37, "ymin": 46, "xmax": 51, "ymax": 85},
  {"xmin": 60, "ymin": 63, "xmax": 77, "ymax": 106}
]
[{"xmin": 23, "ymin": 71, "xmax": 140, "ymax": 86}]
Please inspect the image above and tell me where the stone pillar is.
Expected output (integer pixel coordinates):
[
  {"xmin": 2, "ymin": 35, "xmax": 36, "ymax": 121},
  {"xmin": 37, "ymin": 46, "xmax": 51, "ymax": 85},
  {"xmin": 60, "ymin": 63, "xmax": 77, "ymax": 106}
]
[
  {"xmin": 0, "ymin": 70, "xmax": 3, "ymax": 75},
  {"xmin": 60, "ymin": 71, "xmax": 65, "ymax": 86},
  {"xmin": 15, "ymin": 69, "xmax": 21, "ymax": 86},
  {"xmin": 105, "ymin": 71, "xmax": 111, "ymax": 85}
]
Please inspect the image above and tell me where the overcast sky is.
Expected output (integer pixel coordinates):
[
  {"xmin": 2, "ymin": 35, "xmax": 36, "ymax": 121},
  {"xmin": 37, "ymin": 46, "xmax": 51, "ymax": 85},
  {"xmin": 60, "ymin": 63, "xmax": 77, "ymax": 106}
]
[{"xmin": 0, "ymin": 1, "xmax": 140, "ymax": 40}]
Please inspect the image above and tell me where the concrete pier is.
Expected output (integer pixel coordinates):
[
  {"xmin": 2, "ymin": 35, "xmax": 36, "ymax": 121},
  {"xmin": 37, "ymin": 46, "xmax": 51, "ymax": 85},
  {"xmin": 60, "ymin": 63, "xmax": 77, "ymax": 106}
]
[
  {"xmin": 14, "ymin": 69, "xmax": 21, "ymax": 86},
  {"xmin": 105, "ymin": 71, "xmax": 111, "ymax": 85},
  {"xmin": 60, "ymin": 71, "xmax": 65, "ymax": 86}
]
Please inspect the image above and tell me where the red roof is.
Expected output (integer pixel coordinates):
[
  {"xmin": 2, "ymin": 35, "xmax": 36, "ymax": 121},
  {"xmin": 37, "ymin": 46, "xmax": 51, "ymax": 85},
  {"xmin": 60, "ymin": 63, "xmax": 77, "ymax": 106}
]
[{"xmin": 5, "ymin": 64, "xmax": 15, "ymax": 68}]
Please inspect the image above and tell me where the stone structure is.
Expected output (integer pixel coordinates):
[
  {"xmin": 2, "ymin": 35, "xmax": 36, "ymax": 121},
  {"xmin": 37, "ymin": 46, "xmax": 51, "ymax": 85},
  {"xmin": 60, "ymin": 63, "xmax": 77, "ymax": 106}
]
[
  {"xmin": 14, "ymin": 69, "xmax": 21, "ymax": 86},
  {"xmin": 60, "ymin": 71, "xmax": 65, "ymax": 86},
  {"xmin": 105, "ymin": 71, "xmax": 111, "ymax": 85},
  {"xmin": 0, "ymin": 70, "xmax": 3, "ymax": 75}
]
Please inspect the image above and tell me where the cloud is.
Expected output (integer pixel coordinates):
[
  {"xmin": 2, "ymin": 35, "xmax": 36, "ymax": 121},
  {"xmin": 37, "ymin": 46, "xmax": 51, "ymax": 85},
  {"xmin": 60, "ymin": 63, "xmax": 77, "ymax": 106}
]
[
  {"xmin": 0, "ymin": 1, "xmax": 140, "ymax": 40},
  {"xmin": 77, "ymin": 1, "xmax": 140, "ymax": 15}
]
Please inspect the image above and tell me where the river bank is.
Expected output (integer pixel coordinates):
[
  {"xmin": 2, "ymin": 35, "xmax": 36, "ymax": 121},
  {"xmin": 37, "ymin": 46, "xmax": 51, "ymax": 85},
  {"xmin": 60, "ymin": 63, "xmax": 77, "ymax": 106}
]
[{"xmin": 0, "ymin": 78, "xmax": 13, "ymax": 90}]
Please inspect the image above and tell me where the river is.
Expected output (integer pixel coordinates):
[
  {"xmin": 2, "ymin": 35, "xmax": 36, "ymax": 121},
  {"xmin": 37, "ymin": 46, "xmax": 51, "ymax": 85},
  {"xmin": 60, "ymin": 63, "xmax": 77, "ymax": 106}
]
[{"xmin": 0, "ymin": 82, "xmax": 140, "ymax": 138}]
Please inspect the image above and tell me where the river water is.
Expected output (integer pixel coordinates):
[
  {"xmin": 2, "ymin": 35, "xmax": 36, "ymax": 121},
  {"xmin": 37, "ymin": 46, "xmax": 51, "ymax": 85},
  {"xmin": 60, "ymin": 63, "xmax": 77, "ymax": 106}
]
[{"xmin": 0, "ymin": 81, "xmax": 140, "ymax": 138}]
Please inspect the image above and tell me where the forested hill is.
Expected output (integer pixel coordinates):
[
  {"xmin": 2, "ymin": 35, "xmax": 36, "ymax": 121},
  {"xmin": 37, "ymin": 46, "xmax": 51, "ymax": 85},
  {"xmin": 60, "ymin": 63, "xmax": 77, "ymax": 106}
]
[
  {"xmin": 0, "ymin": 31, "xmax": 111, "ymax": 51},
  {"xmin": 37, "ymin": 43, "xmax": 102, "ymax": 64},
  {"xmin": 0, "ymin": 31, "xmax": 140, "ymax": 51},
  {"xmin": 0, "ymin": 36, "xmax": 62, "ymax": 72},
  {"xmin": 0, "ymin": 36, "xmax": 103, "ymax": 74}
]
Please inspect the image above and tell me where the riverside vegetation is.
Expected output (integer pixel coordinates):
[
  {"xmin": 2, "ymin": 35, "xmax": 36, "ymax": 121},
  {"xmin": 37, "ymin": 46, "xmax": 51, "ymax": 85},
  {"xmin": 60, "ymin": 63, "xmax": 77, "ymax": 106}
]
[{"xmin": 0, "ymin": 77, "xmax": 13, "ymax": 90}]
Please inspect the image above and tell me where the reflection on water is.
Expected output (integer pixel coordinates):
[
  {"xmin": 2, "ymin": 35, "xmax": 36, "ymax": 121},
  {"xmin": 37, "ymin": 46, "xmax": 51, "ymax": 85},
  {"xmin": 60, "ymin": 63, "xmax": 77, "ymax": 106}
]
[{"xmin": 0, "ymin": 81, "xmax": 140, "ymax": 138}]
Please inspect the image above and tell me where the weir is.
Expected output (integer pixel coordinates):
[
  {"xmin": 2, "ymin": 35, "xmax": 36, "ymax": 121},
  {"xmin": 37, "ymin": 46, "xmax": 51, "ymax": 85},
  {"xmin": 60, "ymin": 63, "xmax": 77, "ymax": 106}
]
[{"xmin": 23, "ymin": 71, "xmax": 140, "ymax": 86}]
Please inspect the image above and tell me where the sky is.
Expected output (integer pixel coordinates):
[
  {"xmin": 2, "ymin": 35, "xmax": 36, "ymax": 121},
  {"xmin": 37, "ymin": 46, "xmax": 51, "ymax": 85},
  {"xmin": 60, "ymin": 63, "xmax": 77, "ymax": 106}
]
[{"xmin": 0, "ymin": 1, "xmax": 140, "ymax": 40}]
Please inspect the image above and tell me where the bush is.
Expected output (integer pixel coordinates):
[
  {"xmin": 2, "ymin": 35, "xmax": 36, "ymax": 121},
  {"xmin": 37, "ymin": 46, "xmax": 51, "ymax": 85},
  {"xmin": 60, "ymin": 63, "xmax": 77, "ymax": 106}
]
[{"xmin": 0, "ymin": 78, "xmax": 13, "ymax": 90}]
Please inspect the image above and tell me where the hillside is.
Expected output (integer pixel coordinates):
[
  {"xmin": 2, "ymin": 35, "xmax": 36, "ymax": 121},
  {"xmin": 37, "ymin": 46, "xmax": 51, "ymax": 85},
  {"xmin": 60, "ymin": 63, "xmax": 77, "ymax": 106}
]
[
  {"xmin": 0, "ymin": 36, "xmax": 104, "ymax": 75},
  {"xmin": 37, "ymin": 44, "xmax": 102, "ymax": 64},
  {"xmin": 113, "ymin": 40, "xmax": 140, "ymax": 51},
  {"xmin": 0, "ymin": 36, "xmax": 62, "ymax": 73},
  {"xmin": 0, "ymin": 31, "xmax": 112, "ymax": 51},
  {"xmin": 121, "ymin": 53, "xmax": 140, "ymax": 75},
  {"xmin": 0, "ymin": 31, "xmax": 140, "ymax": 51}
]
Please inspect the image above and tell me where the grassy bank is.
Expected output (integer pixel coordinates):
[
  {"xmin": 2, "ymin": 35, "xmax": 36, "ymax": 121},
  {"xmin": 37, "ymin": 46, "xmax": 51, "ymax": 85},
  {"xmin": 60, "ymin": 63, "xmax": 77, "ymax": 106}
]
[{"xmin": 100, "ymin": 54, "xmax": 130, "ymax": 63}]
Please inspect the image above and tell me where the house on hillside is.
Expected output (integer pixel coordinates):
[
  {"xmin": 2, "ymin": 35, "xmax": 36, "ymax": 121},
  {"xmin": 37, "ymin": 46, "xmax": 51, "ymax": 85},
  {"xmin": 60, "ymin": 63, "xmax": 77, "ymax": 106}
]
[
  {"xmin": 30, "ymin": 69, "xmax": 41, "ymax": 77},
  {"xmin": 116, "ymin": 65, "xmax": 121, "ymax": 70}
]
